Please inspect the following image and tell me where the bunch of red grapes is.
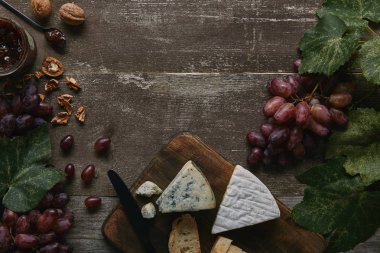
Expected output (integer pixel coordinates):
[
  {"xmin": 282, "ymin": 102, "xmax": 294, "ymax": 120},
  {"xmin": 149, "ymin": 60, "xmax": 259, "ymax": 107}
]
[
  {"xmin": 246, "ymin": 59, "xmax": 353, "ymax": 167},
  {"xmin": 0, "ymin": 185, "xmax": 74, "ymax": 253},
  {"xmin": 0, "ymin": 80, "xmax": 53, "ymax": 138}
]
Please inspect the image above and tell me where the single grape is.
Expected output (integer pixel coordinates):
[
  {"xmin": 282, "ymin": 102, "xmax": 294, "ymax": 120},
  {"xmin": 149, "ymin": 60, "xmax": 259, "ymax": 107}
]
[
  {"xmin": 329, "ymin": 93, "xmax": 352, "ymax": 108},
  {"xmin": 292, "ymin": 143, "xmax": 306, "ymax": 159},
  {"xmin": 269, "ymin": 127, "xmax": 290, "ymax": 146},
  {"xmin": 310, "ymin": 104, "xmax": 331, "ymax": 126},
  {"xmin": 0, "ymin": 114, "xmax": 16, "ymax": 137},
  {"xmin": 81, "ymin": 165, "xmax": 96, "ymax": 183},
  {"xmin": 329, "ymin": 108, "xmax": 349, "ymax": 126},
  {"xmin": 24, "ymin": 83, "xmax": 38, "ymax": 96},
  {"xmin": 52, "ymin": 193, "xmax": 70, "ymax": 209},
  {"xmin": 39, "ymin": 242, "xmax": 60, "ymax": 253},
  {"xmin": 0, "ymin": 225, "xmax": 12, "ymax": 253},
  {"xmin": 11, "ymin": 94, "xmax": 23, "ymax": 115},
  {"xmin": 268, "ymin": 78, "xmax": 293, "ymax": 98},
  {"xmin": 22, "ymin": 94, "xmax": 39, "ymax": 113},
  {"xmin": 16, "ymin": 114, "xmax": 35, "ymax": 131},
  {"xmin": 37, "ymin": 209, "xmax": 58, "ymax": 233},
  {"xmin": 33, "ymin": 117, "xmax": 47, "ymax": 127},
  {"xmin": 247, "ymin": 147, "xmax": 263, "ymax": 166},
  {"xmin": 309, "ymin": 98, "xmax": 320, "ymax": 106},
  {"xmin": 84, "ymin": 196, "xmax": 102, "ymax": 209},
  {"xmin": 295, "ymin": 101, "xmax": 310, "ymax": 128},
  {"xmin": 14, "ymin": 234, "xmax": 39, "ymax": 249},
  {"xmin": 28, "ymin": 209, "xmax": 41, "ymax": 225},
  {"xmin": 15, "ymin": 215, "xmax": 31, "ymax": 234},
  {"xmin": 293, "ymin": 59, "xmax": 302, "ymax": 72},
  {"xmin": 34, "ymin": 102, "xmax": 54, "ymax": 117},
  {"xmin": 53, "ymin": 218, "xmax": 72, "ymax": 234},
  {"xmin": 263, "ymin": 96, "xmax": 286, "ymax": 117},
  {"xmin": 40, "ymin": 192, "xmax": 54, "ymax": 209},
  {"xmin": 59, "ymin": 244, "xmax": 73, "ymax": 253},
  {"xmin": 2, "ymin": 208, "xmax": 18, "ymax": 228},
  {"xmin": 260, "ymin": 122, "xmax": 276, "ymax": 139},
  {"xmin": 39, "ymin": 232, "xmax": 57, "ymax": 246},
  {"xmin": 62, "ymin": 209, "xmax": 74, "ymax": 223},
  {"xmin": 307, "ymin": 117, "xmax": 330, "ymax": 137},
  {"xmin": 287, "ymin": 126, "xmax": 303, "ymax": 151},
  {"xmin": 273, "ymin": 103, "xmax": 295, "ymax": 124},
  {"xmin": 94, "ymin": 137, "xmax": 112, "ymax": 153},
  {"xmin": 286, "ymin": 75, "xmax": 300, "ymax": 95},
  {"xmin": 60, "ymin": 135, "xmax": 74, "ymax": 152},
  {"xmin": 246, "ymin": 131, "xmax": 266, "ymax": 148},
  {"xmin": 64, "ymin": 164, "xmax": 75, "ymax": 180}
]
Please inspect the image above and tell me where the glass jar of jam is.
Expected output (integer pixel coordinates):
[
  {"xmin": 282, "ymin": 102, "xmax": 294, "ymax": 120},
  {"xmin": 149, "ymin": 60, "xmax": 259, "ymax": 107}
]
[{"xmin": 0, "ymin": 18, "xmax": 36, "ymax": 77}]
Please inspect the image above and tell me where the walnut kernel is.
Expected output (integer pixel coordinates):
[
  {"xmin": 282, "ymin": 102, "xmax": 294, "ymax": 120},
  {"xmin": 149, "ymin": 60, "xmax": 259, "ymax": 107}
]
[
  {"xmin": 41, "ymin": 57, "xmax": 64, "ymax": 77},
  {"xmin": 57, "ymin": 94, "xmax": 73, "ymax": 106},
  {"xmin": 45, "ymin": 79, "xmax": 59, "ymax": 92},
  {"xmin": 65, "ymin": 77, "xmax": 81, "ymax": 91},
  {"xmin": 51, "ymin": 112, "xmax": 70, "ymax": 125},
  {"xmin": 75, "ymin": 106, "xmax": 86, "ymax": 123},
  {"xmin": 59, "ymin": 3, "xmax": 85, "ymax": 26}
]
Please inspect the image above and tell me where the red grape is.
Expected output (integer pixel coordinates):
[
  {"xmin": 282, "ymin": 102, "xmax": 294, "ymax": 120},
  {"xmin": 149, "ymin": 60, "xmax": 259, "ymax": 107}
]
[
  {"xmin": 39, "ymin": 242, "xmax": 59, "ymax": 253},
  {"xmin": 0, "ymin": 114, "xmax": 16, "ymax": 137},
  {"xmin": 15, "ymin": 234, "xmax": 39, "ymax": 249},
  {"xmin": 310, "ymin": 104, "xmax": 331, "ymax": 126},
  {"xmin": 260, "ymin": 122, "xmax": 276, "ymax": 139},
  {"xmin": 268, "ymin": 78, "xmax": 293, "ymax": 98},
  {"xmin": 81, "ymin": 165, "xmax": 96, "ymax": 183},
  {"xmin": 330, "ymin": 108, "xmax": 348, "ymax": 126},
  {"xmin": 84, "ymin": 196, "xmax": 102, "ymax": 209},
  {"xmin": 329, "ymin": 93, "xmax": 352, "ymax": 108},
  {"xmin": 0, "ymin": 225, "xmax": 12, "ymax": 253},
  {"xmin": 293, "ymin": 59, "xmax": 302, "ymax": 72},
  {"xmin": 295, "ymin": 101, "xmax": 310, "ymax": 128},
  {"xmin": 53, "ymin": 218, "xmax": 72, "ymax": 234},
  {"xmin": 28, "ymin": 210, "xmax": 41, "ymax": 225},
  {"xmin": 247, "ymin": 147, "xmax": 263, "ymax": 166},
  {"xmin": 2, "ymin": 208, "xmax": 18, "ymax": 228},
  {"xmin": 269, "ymin": 127, "xmax": 290, "ymax": 146},
  {"xmin": 287, "ymin": 126, "xmax": 303, "ymax": 151},
  {"xmin": 62, "ymin": 209, "xmax": 74, "ymax": 223},
  {"xmin": 64, "ymin": 164, "xmax": 75, "ymax": 180},
  {"xmin": 286, "ymin": 75, "xmax": 300, "ymax": 94},
  {"xmin": 52, "ymin": 193, "xmax": 70, "ymax": 209},
  {"xmin": 16, "ymin": 114, "xmax": 35, "ymax": 131},
  {"xmin": 34, "ymin": 103, "xmax": 54, "ymax": 117},
  {"xmin": 22, "ymin": 94, "xmax": 39, "ymax": 113},
  {"xmin": 267, "ymin": 143, "xmax": 286, "ymax": 156},
  {"xmin": 39, "ymin": 232, "xmax": 57, "ymax": 246},
  {"xmin": 307, "ymin": 117, "xmax": 330, "ymax": 137},
  {"xmin": 37, "ymin": 209, "xmax": 58, "ymax": 233},
  {"xmin": 15, "ymin": 215, "xmax": 31, "ymax": 234},
  {"xmin": 59, "ymin": 244, "xmax": 73, "ymax": 253},
  {"xmin": 40, "ymin": 192, "xmax": 54, "ymax": 209},
  {"xmin": 246, "ymin": 131, "xmax": 266, "ymax": 148},
  {"xmin": 274, "ymin": 103, "xmax": 295, "ymax": 124},
  {"xmin": 94, "ymin": 137, "xmax": 111, "ymax": 152},
  {"xmin": 60, "ymin": 135, "xmax": 74, "ymax": 152},
  {"xmin": 263, "ymin": 96, "xmax": 285, "ymax": 117}
]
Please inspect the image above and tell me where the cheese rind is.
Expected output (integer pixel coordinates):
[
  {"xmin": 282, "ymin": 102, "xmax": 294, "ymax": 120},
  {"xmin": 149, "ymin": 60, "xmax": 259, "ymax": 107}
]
[
  {"xmin": 141, "ymin": 202, "xmax": 156, "ymax": 219},
  {"xmin": 135, "ymin": 181, "xmax": 162, "ymax": 197},
  {"xmin": 212, "ymin": 165, "xmax": 280, "ymax": 234},
  {"xmin": 156, "ymin": 160, "xmax": 216, "ymax": 213}
]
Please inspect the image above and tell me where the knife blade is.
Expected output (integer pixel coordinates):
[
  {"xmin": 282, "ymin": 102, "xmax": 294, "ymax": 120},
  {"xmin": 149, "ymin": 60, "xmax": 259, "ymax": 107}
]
[{"xmin": 107, "ymin": 170, "xmax": 157, "ymax": 253}]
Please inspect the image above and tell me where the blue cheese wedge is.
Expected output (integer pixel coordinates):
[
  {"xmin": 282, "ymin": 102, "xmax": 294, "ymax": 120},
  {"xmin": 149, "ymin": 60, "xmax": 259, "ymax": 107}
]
[
  {"xmin": 212, "ymin": 165, "xmax": 280, "ymax": 234},
  {"xmin": 156, "ymin": 160, "xmax": 216, "ymax": 213},
  {"xmin": 135, "ymin": 181, "xmax": 162, "ymax": 197},
  {"xmin": 141, "ymin": 202, "xmax": 156, "ymax": 219}
]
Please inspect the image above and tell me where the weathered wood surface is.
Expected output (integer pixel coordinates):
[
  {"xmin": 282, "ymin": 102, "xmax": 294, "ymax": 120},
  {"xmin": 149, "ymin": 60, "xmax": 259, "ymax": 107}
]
[{"xmin": 1, "ymin": 0, "xmax": 379, "ymax": 252}]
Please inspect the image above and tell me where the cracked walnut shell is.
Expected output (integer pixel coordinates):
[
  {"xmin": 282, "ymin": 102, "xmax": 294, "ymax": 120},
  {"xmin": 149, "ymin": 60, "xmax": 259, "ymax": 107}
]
[
  {"xmin": 59, "ymin": 3, "xmax": 85, "ymax": 26},
  {"xmin": 41, "ymin": 57, "xmax": 64, "ymax": 77}
]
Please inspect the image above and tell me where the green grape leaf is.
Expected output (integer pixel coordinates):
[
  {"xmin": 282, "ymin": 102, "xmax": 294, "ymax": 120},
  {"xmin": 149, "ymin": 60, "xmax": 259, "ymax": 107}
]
[
  {"xmin": 0, "ymin": 125, "xmax": 65, "ymax": 212},
  {"xmin": 358, "ymin": 37, "xmax": 380, "ymax": 85},
  {"xmin": 318, "ymin": 0, "xmax": 380, "ymax": 29},
  {"xmin": 292, "ymin": 158, "xmax": 380, "ymax": 253},
  {"xmin": 326, "ymin": 108, "xmax": 380, "ymax": 185},
  {"xmin": 299, "ymin": 15, "xmax": 362, "ymax": 76}
]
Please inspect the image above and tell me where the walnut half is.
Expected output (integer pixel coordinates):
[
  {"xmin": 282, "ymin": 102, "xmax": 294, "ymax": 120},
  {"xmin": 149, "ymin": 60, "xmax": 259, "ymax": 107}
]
[
  {"xmin": 41, "ymin": 57, "xmax": 64, "ymax": 77},
  {"xmin": 51, "ymin": 112, "xmax": 70, "ymax": 125},
  {"xmin": 75, "ymin": 106, "xmax": 86, "ymax": 123},
  {"xmin": 65, "ymin": 77, "xmax": 81, "ymax": 91},
  {"xmin": 45, "ymin": 79, "xmax": 59, "ymax": 92}
]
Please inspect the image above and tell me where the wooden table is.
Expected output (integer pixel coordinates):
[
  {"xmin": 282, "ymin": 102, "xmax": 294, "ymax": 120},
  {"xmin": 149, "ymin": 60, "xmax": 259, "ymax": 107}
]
[{"xmin": 1, "ymin": 0, "xmax": 379, "ymax": 252}]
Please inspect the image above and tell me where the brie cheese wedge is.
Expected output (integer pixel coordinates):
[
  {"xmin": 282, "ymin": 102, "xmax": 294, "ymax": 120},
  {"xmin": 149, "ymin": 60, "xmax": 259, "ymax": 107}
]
[
  {"xmin": 135, "ymin": 181, "xmax": 162, "ymax": 197},
  {"xmin": 156, "ymin": 160, "xmax": 216, "ymax": 213},
  {"xmin": 212, "ymin": 165, "xmax": 280, "ymax": 234}
]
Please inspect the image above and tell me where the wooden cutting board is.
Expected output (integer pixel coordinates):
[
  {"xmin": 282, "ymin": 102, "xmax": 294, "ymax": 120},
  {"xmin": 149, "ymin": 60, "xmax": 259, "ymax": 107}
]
[{"xmin": 102, "ymin": 133, "xmax": 326, "ymax": 253}]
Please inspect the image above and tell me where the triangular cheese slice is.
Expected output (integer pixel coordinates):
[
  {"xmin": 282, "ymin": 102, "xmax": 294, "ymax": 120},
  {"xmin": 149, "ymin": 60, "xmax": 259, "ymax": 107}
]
[
  {"xmin": 156, "ymin": 160, "xmax": 216, "ymax": 213},
  {"xmin": 212, "ymin": 165, "xmax": 280, "ymax": 234}
]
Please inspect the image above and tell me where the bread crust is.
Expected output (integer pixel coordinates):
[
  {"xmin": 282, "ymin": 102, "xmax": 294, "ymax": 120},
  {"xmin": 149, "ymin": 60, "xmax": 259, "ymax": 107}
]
[
  {"xmin": 168, "ymin": 214, "xmax": 201, "ymax": 253},
  {"xmin": 211, "ymin": 236, "xmax": 233, "ymax": 253}
]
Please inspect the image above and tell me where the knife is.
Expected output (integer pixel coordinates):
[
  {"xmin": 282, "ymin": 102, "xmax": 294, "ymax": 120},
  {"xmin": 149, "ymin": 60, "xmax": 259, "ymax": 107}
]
[{"xmin": 107, "ymin": 170, "xmax": 157, "ymax": 253}]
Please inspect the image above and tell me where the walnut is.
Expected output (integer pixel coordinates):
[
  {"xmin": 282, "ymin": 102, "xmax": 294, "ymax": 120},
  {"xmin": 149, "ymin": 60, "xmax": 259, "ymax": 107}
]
[
  {"xmin": 75, "ymin": 106, "xmax": 86, "ymax": 123},
  {"xmin": 59, "ymin": 3, "xmax": 85, "ymax": 26},
  {"xmin": 65, "ymin": 77, "xmax": 81, "ymax": 91},
  {"xmin": 44, "ymin": 79, "xmax": 59, "ymax": 92},
  {"xmin": 51, "ymin": 112, "xmax": 70, "ymax": 125},
  {"xmin": 31, "ymin": 0, "xmax": 52, "ymax": 19},
  {"xmin": 34, "ymin": 71, "xmax": 43, "ymax": 79},
  {"xmin": 38, "ymin": 93, "xmax": 46, "ymax": 102},
  {"xmin": 41, "ymin": 57, "xmax": 64, "ymax": 77},
  {"xmin": 62, "ymin": 100, "xmax": 73, "ymax": 115},
  {"xmin": 57, "ymin": 94, "xmax": 73, "ymax": 106}
]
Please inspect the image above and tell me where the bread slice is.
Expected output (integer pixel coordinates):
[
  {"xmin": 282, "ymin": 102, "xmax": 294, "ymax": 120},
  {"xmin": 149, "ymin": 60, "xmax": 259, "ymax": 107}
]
[
  {"xmin": 226, "ymin": 245, "xmax": 243, "ymax": 253},
  {"xmin": 211, "ymin": 236, "xmax": 233, "ymax": 253},
  {"xmin": 169, "ymin": 214, "xmax": 201, "ymax": 253}
]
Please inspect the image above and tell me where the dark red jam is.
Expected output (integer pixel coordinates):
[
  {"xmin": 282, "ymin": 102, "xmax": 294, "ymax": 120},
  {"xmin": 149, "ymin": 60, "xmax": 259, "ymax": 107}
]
[
  {"xmin": 45, "ymin": 28, "xmax": 66, "ymax": 49},
  {"xmin": 0, "ymin": 20, "xmax": 23, "ymax": 71}
]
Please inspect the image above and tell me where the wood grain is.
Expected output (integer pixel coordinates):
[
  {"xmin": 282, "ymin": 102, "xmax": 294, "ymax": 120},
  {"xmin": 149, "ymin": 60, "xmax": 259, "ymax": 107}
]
[{"xmin": 102, "ymin": 134, "xmax": 326, "ymax": 253}]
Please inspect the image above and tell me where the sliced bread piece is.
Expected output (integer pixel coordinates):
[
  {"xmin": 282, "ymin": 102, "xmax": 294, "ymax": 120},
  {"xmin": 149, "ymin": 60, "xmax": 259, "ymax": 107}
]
[
  {"xmin": 211, "ymin": 236, "xmax": 233, "ymax": 253},
  {"xmin": 157, "ymin": 160, "xmax": 216, "ymax": 213},
  {"xmin": 212, "ymin": 165, "xmax": 280, "ymax": 234},
  {"xmin": 226, "ymin": 245, "xmax": 243, "ymax": 253},
  {"xmin": 169, "ymin": 214, "xmax": 201, "ymax": 253}
]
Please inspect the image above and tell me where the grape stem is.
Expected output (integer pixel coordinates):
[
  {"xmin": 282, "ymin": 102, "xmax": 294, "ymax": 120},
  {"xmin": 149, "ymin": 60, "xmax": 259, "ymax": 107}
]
[{"xmin": 367, "ymin": 26, "xmax": 379, "ymax": 36}]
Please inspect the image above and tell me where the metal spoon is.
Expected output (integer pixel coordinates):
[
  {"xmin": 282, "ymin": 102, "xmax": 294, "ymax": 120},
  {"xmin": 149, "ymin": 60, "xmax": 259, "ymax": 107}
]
[{"xmin": 0, "ymin": 0, "xmax": 66, "ymax": 49}]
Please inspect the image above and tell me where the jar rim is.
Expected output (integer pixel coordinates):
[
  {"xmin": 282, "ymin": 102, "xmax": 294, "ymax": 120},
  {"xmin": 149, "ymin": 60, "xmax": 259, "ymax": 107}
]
[{"xmin": 0, "ymin": 17, "xmax": 29, "ymax": 77}]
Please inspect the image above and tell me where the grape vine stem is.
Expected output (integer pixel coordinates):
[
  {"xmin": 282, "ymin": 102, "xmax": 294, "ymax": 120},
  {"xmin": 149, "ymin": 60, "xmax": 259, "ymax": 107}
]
[{"xmin": 367, "ymin": 26, "xmax": 379, "ymax": 36}]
